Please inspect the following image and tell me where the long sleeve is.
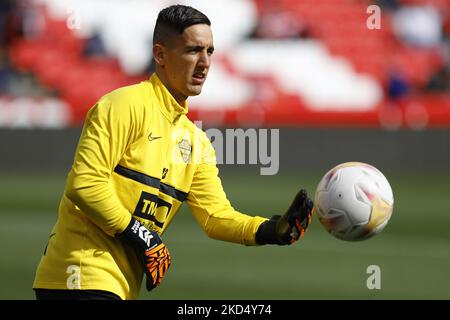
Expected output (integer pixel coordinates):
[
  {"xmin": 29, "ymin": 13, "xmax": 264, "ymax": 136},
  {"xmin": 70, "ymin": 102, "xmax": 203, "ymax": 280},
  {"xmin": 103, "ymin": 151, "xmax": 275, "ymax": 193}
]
[
  {"xmin": 187, "ymin": 134, "xmax": 267, "ymax": 246},
  {"xmin": 65, "ymin": 95, "xmax": 139, "ymax": 236}
]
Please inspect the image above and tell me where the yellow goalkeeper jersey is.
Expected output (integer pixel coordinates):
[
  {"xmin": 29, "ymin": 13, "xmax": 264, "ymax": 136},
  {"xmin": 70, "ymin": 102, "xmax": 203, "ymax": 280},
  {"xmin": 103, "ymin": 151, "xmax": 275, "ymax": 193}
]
[{"xmin": 33, "ymin": 73, "xmax": 267, "ymax": 300}]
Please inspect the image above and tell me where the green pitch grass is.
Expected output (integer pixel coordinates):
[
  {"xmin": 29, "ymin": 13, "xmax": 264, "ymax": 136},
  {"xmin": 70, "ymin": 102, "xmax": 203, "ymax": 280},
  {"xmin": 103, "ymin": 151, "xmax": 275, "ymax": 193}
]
[{"xmin": 0, "ymin": 168, "xmax": 449, "ymax": 300}]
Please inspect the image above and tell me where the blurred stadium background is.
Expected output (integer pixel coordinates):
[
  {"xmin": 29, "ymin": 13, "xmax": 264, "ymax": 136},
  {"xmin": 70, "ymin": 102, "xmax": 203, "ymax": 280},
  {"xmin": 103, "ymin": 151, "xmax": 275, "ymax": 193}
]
[{"xmin": 0, "ymin": 0, "xmax": 449, "ymax": 299}]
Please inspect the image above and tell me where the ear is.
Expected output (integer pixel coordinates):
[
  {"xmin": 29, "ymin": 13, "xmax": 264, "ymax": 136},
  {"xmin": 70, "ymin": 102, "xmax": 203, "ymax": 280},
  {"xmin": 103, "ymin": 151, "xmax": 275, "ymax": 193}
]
[{"xmin": 153, "ymin": 44, "xmax": 166, "ymax": 67}]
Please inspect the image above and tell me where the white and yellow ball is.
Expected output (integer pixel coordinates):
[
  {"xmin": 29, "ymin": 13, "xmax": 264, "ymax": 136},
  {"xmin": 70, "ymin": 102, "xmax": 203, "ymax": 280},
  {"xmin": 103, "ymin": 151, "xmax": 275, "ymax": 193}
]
[{"xmin": 314, "ymin": 162, "xmax": 394, "ymax": 241}]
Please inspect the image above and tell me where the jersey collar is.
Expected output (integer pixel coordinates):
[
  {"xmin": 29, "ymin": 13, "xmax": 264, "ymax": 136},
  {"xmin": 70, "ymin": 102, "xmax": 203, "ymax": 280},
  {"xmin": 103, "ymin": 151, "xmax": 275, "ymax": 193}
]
[{"xmin": 150, "ymin": 73, "xmax": 188, "ymax": 124}]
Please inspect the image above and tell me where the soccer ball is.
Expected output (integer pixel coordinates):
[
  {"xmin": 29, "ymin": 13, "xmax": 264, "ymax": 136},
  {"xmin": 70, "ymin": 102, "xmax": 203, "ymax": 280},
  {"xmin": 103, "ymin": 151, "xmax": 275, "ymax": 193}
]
[{"xmin": 314, "ymin": 162, "xmax": 394, "ymax": 241}]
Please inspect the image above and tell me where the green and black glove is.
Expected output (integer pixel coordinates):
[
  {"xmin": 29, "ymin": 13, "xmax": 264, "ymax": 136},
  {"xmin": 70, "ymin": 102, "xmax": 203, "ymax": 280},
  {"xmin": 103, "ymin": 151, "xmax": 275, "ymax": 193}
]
[
  {"xmin": 117, "ymin": 217, "xmax": 171, "ymax": 291},
  {"xmin": 256, "ymin": 189, "xmax": 314, "ymax": 245}
]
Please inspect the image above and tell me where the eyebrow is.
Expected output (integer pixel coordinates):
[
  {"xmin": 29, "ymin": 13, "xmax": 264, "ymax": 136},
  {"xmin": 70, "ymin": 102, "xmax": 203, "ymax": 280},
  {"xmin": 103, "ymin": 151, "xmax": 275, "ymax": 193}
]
[{"xmin": 185, "ymin": 45, "xmax": 215, "ymax": 52}]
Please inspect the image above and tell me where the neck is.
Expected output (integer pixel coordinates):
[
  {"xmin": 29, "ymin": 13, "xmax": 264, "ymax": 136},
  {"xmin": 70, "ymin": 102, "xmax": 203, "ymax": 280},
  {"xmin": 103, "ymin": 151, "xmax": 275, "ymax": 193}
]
[{"xmin": 155, "ymin": 69, "xmax": 187, "ymax": 106}]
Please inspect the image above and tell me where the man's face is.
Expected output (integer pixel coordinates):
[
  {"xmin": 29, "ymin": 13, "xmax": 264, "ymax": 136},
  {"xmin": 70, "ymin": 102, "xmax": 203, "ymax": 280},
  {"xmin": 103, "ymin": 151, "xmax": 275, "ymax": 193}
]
[{"xmin": 155, "ymin": 24, "xmax": 214, "ymax": 103}]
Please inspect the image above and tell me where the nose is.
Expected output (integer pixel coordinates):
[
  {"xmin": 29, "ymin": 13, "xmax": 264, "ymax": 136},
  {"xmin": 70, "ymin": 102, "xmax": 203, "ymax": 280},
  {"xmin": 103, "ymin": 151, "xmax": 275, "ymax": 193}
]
[{"xmin": 197, "ymin": 50, "xmax": 211, "ymax": 68}]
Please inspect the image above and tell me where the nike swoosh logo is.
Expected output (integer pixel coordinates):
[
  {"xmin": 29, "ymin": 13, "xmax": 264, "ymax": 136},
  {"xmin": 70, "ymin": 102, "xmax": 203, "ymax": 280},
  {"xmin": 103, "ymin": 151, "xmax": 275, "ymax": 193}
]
[{"xmin": 148, "ymin": 132, "xmax": 162, "ymax": 142}]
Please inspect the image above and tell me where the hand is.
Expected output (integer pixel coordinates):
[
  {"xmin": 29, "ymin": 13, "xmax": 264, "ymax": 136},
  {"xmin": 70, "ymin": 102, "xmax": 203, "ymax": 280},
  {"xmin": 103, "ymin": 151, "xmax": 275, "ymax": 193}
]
[
  {"xmin": 276, "ymin": 189, "xmax": 314, "ymax": 244},
  {"xmin": 256, "ymin": 189, "xmax": 314, "ymax": 245},
  {"xmin": 143, "ymin": 240, "xmax": 171, "ymax": 291},
  {"xmin": 117, "ymin": 217, "xmax": 171, "ymax": 291}
]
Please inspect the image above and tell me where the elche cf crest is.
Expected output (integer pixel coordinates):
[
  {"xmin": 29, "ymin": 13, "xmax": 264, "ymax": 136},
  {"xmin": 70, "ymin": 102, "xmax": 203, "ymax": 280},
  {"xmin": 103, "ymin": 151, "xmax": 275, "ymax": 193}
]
[{"xmin": 178, "ymin": 139, "xmax": 192, "ymax": 163}]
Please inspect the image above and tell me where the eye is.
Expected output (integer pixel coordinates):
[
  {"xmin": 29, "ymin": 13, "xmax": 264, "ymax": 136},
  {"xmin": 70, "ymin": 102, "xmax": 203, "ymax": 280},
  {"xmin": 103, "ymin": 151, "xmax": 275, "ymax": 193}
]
[{"xmin": 186, "ymin": 47, "xmax": 199, "ymax": 54}]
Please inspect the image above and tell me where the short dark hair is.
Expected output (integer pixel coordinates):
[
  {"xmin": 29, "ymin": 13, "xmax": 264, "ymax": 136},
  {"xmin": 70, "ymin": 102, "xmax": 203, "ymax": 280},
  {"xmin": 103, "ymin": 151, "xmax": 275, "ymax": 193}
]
[{"xmin": 153, "ymin": 5, "xmax": 211, "ymax": 46}]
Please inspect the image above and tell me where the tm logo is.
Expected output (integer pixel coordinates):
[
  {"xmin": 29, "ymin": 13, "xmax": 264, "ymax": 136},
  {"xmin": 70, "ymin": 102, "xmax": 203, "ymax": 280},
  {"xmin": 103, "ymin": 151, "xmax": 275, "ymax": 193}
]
[{"xmin": 134, "ymin": 192, "xmax": 172, "ymax": 228}]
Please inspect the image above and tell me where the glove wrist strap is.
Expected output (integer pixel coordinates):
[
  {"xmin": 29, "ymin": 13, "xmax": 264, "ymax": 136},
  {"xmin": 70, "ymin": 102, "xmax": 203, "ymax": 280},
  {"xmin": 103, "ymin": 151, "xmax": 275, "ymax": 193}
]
[
  {"xmin": 255, "ymin": 217, "xmax": 284, "ymax": 245},
  {"xmin": 116, "ymin": 217, "xmax": 161, "ymax": 250}
]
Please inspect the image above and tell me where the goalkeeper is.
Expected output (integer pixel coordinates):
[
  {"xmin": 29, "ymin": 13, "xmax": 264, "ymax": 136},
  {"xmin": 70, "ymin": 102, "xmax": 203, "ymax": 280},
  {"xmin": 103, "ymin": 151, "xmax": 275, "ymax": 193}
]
[{"xmin": 33, "ymin": 5, "xmax": 314, "ymax": 300}]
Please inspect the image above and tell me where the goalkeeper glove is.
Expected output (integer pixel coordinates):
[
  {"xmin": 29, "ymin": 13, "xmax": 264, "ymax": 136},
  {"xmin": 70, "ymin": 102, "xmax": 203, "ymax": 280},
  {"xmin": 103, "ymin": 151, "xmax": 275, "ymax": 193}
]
[
  {"xmin": 255, "ymin": 189, "xmax": 314, "ymax": 245},
  {"xmin": 117, "ymin": 217, "xmax": 171, "ymax": 291}
]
